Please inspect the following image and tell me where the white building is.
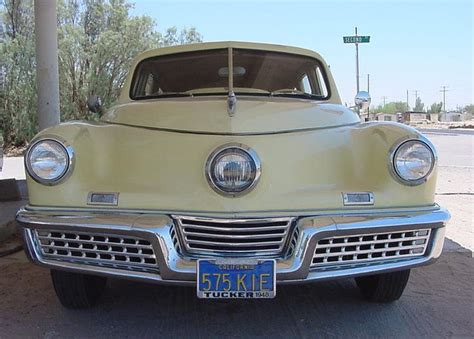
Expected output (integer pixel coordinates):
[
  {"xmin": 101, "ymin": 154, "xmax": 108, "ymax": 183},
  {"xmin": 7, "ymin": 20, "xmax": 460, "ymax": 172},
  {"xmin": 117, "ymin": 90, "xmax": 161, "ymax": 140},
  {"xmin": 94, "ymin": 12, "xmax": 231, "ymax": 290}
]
[
  {"xmin": 440, "ymin": 112, "xmax": 463, "ymax": 122},
  {"xmin": 376, "ymin": 113, "xmax": 397, "ymax": 122}
]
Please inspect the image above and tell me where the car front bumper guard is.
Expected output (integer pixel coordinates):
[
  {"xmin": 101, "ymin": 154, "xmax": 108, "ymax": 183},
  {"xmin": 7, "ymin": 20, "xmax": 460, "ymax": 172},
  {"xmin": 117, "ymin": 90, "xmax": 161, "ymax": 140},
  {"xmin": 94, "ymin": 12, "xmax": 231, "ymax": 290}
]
[{"xmin": 17, "ymin": 206, "xmax": 449, "ymax": 285}]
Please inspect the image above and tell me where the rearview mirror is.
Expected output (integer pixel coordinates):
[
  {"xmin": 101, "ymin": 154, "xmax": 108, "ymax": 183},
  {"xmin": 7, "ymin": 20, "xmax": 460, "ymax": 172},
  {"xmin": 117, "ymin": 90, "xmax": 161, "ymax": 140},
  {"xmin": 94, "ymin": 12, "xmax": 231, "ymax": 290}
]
[
  {"xmin": 355, "ymin": 91, "xmax": 371, "ymax": 110},
  {"xmin": 87, "ymin": 95, "xmax": 103, "ymax": 114}
]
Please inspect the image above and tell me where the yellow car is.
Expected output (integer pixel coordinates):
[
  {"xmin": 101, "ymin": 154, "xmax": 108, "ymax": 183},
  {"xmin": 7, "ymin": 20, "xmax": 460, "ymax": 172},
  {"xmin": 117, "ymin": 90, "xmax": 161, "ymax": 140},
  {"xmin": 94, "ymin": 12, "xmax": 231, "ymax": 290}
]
[{"xmin": 17, "ymin": 42, "xmax": 449, "ymax": 308}]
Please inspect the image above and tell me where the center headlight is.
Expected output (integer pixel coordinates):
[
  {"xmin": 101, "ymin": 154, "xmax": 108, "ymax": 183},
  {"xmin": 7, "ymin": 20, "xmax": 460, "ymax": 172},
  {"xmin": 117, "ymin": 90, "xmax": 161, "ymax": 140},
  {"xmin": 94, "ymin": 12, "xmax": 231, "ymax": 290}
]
[
  {"xmin": 25, "ymin": 138, "xmax": 73, "ymax": 185},
  {"xmin": 392, "ymin": 139, "xmax": 435, "ymax": 185},
  {"xmin": 206, "ymin": 144, "xmax": 261, "ymax": 196}
]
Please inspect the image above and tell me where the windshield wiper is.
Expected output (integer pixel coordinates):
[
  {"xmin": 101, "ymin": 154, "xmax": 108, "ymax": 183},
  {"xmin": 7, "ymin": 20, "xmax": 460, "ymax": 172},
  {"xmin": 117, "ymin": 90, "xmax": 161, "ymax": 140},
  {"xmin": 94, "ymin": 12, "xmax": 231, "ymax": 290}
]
[
  {"xmin": 134, "ymin": 92, "xmax": 193, "ymax": 100},
  {"xmin": 270, "ymin": 91, "xmax": 324, "ymax": 100}
]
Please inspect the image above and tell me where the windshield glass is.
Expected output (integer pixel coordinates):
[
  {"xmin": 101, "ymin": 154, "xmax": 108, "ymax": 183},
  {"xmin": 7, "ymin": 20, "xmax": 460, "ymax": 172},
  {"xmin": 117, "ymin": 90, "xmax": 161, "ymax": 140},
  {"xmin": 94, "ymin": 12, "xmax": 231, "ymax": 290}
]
[{"xmin": 130, "ymin": 48, "xmax": 329, "ymax": 100}]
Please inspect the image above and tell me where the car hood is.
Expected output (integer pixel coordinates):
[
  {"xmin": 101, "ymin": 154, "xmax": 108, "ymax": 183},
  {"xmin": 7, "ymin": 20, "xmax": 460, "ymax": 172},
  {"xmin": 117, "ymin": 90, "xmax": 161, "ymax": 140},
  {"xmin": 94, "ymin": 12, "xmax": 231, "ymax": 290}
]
[
  {"xmin": 28, "ymin": 121, "xmax": 436, "ymax": 213},
  {"xmin": 101, "ymin": 97, "xmax": 360, "ymax": 134}
]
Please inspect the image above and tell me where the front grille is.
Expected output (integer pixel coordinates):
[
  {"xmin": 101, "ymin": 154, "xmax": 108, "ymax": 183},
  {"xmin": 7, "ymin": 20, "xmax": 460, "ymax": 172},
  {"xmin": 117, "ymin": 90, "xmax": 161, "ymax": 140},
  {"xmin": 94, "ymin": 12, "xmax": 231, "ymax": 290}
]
[
  {"xmin": 34, "ymin": 230, "xmax": 159, "ymax": 274},
  {"xmin": 311, "ymin": 229, "xmax": 431, "ymax": 269},
  {"xmin": 286, "ymin": 227, "xmax": 300, "ymax": 257},
  {"xmin": 173, "ymin": 216, "xmax": 294, "ymax": 256}
]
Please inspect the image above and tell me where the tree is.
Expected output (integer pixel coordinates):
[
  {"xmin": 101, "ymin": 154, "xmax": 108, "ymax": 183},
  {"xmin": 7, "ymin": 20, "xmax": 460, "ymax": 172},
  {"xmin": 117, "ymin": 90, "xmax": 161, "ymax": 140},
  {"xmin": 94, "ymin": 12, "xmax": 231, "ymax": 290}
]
[
  {"xmin": 0, "ymin": 0, "xmax": 37, "ymax": 146},
  {"xmin": 0, "ymin": 0, "xmax": 203, "ymax": 147},
  {"xmin": 413, "ymin": 97, "xmax": 424, "ymax": 112},
  {"xmin": 371, "ymin": 101, "xmax": 407, "ymax": 114},
  {"xmin": 464, "ymin": 104, "xmax": 474, "ymax": 114},
  {"xmin": 427, "ymin": 102, "xmax": 442, "ymax": 113}
]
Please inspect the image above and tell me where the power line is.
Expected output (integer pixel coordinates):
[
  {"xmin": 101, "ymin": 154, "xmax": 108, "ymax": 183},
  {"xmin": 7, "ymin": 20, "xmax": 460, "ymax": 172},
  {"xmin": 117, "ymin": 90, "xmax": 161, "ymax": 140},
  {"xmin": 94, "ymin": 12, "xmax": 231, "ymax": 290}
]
[{"xmin": 440, "ymin": 86, "xmax": 449, "ymax": 112}]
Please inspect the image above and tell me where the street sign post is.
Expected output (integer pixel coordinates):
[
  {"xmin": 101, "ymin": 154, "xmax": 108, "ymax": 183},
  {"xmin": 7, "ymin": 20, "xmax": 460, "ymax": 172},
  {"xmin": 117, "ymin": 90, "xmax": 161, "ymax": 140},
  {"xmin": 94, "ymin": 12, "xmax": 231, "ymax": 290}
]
[{"xmin": 344, "ymin": 27, "xmax": 370, "ymax": 118}]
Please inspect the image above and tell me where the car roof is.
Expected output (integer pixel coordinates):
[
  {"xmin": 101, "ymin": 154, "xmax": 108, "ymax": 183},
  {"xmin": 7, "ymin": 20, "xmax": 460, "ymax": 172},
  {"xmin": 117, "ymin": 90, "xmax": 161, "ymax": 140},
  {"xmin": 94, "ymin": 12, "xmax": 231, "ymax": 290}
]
[{"xmin": 134, "ymin": 41, "xmax": 326, "ymax": 62}]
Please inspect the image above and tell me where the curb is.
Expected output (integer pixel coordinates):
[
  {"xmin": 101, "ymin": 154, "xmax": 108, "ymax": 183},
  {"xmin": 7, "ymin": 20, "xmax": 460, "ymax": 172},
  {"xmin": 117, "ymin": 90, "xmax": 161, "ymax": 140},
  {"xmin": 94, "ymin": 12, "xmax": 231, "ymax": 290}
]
[
  {"xmin": 0, "ymin": 179, "xmax": 21, "ymax": 202},
  {"xmin": 0, "ymin": 179, "xmax": 27, "ymax": 250},
  {"xmin": 0, "ymin": 220, "xmax": 17, "ymax": 243}
]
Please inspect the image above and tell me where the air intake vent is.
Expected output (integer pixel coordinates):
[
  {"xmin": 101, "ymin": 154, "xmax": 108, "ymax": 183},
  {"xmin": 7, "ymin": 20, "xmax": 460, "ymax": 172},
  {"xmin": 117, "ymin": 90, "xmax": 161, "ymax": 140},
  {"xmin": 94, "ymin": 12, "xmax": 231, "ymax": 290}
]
[
  {"xmin": 34, "ymin": 230, "xmax": 158, "ymax": 274},
  {"xmin": 173, "ymin": 216, "xmax": 294, "ymax": 257},
  {"xmin": 312, "ymin": 229, "xmax": 431, "ymax": 270}
]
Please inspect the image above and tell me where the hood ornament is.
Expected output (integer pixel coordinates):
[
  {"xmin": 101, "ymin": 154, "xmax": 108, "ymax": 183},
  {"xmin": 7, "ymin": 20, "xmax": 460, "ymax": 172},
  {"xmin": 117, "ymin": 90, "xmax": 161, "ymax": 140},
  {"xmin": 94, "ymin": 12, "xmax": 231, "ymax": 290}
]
[
  {"xmin": 227, "ymin": 47, "xmax": 236, "ymax": 117},
  {"xmin": 227, "ymin": 91, "xmax": 237, "ymax": 117}
]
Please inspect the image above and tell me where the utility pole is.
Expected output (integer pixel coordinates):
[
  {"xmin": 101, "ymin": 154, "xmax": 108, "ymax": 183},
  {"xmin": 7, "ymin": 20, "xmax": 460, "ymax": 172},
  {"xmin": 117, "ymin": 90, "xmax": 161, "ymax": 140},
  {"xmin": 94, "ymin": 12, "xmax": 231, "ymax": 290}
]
[
  {"xmin": 355, "ymin": 27, "xmax": 360, "ymax": 93},
  {"xmin": 382, "ymin": 96, "xmax": 388, "ymax": 106},
  {"xmin": 413, "ymin": 90, "xmax": 419, "ymax": 101},
  {"xmin": 440, "ymin": 86, "xmax": 449, "ymax": 112},
  {"xmin": 366, "ymin": 74, "xmax": 370, "ymax": 120},
  {"xmin": 412, "ymin": 90, "xmax": 419, "ymax": 110},
  {"xmin": 34, "ymin": 0, "xmax": 60, "ymax": 130},
  {"xmin": 406, "ymin": 90, "xmax": 409, "ymax": 111}
]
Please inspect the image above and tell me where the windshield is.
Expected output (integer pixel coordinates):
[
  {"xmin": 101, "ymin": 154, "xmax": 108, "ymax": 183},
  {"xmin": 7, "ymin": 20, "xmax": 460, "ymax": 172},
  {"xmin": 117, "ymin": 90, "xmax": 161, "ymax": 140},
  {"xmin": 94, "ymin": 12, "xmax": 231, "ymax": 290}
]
[{"xmin": 130, "ymin": 48, "xmax": 330, "ymax": 100}]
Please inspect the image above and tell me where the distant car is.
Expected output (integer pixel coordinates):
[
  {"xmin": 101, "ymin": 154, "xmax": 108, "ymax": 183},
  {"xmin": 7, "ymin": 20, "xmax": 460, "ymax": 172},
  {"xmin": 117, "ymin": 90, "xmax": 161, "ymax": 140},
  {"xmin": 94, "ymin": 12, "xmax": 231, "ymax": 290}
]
[
  {"xmin": 410, "ymin": 119, "xmax": 433, "ymax": 126},
  {"xmin": 17, "ymin": 42, "xmax": 449, "ymax": 308}
]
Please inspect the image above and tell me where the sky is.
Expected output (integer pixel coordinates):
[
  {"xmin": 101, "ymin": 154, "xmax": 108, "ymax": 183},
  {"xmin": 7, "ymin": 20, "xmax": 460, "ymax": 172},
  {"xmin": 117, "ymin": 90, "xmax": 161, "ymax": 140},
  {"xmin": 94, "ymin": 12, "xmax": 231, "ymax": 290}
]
[{"xmin": 131, "ymin": 0, "xmax": 473, "ymax": 110}]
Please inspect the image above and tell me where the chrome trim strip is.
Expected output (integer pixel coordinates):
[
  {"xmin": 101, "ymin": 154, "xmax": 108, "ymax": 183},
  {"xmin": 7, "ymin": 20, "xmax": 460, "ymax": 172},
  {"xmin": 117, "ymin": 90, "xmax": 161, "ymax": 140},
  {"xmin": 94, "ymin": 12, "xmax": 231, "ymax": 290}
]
[
  {"xmin": 17, "ymin": 206, "xmax": 450, "ymax": 285},
  {"xmin": 102, "ymin": 120, "xmax": 360, "ymax": 136},
  {"xmin": 342, "ymin": 192, "xmax": 374, "ymax": 206},
  {"xmin": 87, "ymin": 192, "xmax": 120, "ymax": 206},
  {"xmin": 20, "ymin": 203, "xmax": 442, "ymax": 218}
]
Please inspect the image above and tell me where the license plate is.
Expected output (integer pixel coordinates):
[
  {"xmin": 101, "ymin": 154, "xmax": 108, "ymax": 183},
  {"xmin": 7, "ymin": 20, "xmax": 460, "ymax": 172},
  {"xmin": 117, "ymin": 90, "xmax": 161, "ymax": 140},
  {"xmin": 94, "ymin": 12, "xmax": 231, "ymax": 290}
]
[{"xmin": 197, "ymin": 259, "xmax": 276, "ymax": 299}]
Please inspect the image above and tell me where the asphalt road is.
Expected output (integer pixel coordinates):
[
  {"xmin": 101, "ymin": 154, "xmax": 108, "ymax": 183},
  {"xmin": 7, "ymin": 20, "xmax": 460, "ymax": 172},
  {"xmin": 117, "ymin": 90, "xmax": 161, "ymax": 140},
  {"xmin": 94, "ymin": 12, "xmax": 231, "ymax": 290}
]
[
  {"xmin": 0, "ymin": 128, "xmax": 472, "ymax": 338},
  {"xmin": 420, "ymin": 128, "xmax": 473, "ymax": 168},
  {"xmin": 422, "ymin": 129, "xmax": 473, "ymax": 252},
  {"xmin": 419, "ymin": 128, "xmax": 474, "ymax": 136}
]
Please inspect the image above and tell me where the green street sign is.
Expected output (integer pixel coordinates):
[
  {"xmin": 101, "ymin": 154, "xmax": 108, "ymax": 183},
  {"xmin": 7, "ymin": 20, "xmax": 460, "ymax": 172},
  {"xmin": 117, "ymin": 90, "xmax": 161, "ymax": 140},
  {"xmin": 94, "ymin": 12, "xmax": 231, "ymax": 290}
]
[{"xmin": 343, "ymin": 36, "xmax": 370, "ymax": 44}]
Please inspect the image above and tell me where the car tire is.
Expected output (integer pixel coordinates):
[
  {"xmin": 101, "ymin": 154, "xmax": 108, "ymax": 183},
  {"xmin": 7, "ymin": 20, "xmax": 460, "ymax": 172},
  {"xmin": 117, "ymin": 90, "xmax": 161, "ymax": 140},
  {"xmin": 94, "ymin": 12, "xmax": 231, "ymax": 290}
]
[
  {"xmin": 355, "ymin": 269, "xmax": 410, "ymax": 303},
  {"xmin": 50, "ymin": 270, "xmax": 107, "ymax": 309}
]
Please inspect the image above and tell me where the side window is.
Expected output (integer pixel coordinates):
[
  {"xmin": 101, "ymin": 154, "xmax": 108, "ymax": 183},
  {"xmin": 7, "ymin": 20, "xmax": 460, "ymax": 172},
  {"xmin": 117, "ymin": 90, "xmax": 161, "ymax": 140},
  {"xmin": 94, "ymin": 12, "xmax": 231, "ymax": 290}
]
[
  {"xmin": 315, "ymin": 66, "xmax": 328, "ymax": 97},
  {"xmin": 299, "ymin": 74, "xmax": 312, "ymax": 94},
  {"xmin": 144, "ymin": 73, "xmax": 155, "ymax": 96}
]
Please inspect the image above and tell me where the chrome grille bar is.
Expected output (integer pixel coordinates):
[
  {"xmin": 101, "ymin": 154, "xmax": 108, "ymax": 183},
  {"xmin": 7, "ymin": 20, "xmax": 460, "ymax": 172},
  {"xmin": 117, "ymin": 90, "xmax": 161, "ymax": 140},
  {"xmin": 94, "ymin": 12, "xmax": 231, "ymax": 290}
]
[
  {"xmin": 173, "ymin": 216, "xmax": 294, "ymax": 256},
  {"xmin": 311, "ymin": 229, "xmax": 431, "ymax": 269},
  {"xmin": 34, "ymin": 230, "xmax": 159, "ymax": 273}
]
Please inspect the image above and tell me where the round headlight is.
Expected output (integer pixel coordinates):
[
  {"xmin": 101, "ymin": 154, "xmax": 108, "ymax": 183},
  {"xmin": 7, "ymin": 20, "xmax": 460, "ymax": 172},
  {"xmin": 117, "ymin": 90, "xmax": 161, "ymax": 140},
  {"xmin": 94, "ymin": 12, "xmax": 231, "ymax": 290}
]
[
  {"xmin": 392, "ymin": 140, "xmax": 435, "ymax": 185},
  {"xmin": 206, "ymin": 144, "xmax": 261, "ymax": 196},
  {"xmin": 26, "ymin": 139, "xmax": 72, "ymax": 184}
]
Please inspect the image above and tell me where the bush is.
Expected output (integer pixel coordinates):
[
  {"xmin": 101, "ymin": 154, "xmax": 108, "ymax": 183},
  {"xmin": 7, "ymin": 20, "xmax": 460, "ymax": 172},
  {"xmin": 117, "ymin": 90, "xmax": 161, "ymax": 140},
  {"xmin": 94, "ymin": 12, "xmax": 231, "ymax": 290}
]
[{"xmin": 0, "ymin": 0, "xmax": 202, "ymax": 148}]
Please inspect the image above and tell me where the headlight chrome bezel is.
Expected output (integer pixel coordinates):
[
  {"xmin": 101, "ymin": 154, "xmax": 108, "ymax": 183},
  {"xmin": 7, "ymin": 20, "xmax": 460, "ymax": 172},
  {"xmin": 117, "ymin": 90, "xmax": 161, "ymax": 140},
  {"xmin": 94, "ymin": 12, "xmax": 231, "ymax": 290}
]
[
  {"xmin": 389, "ymin": 136, "xmax": 437, "ymax": 186},
  {"xmin": 25, "ymin": 137, "xmax": 75, "ymax": 185},
  {"xmin": 205, "ymin": 143, "xmax": 261, "ymax": 197}
]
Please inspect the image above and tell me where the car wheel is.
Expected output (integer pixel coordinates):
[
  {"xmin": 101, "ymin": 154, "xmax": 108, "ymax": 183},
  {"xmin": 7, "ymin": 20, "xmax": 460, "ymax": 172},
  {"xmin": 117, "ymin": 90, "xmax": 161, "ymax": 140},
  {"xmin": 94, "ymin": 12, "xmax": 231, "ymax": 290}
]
[
  {"xmin": 355, "ymin": 269, "xmax": 410, "ymax": 303},
  {"xmin": 50, "ymin": 270, "xmax": 107, "ymax": 309}
]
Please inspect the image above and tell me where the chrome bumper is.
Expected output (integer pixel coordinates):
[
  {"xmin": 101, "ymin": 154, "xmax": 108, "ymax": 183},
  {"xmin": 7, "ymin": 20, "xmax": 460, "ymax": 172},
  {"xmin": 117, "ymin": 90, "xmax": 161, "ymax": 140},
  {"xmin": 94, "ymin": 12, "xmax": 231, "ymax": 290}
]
[{"xmin": 17, "ymin": 206, "xmax": 449, "ymax": 285}]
